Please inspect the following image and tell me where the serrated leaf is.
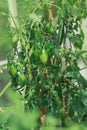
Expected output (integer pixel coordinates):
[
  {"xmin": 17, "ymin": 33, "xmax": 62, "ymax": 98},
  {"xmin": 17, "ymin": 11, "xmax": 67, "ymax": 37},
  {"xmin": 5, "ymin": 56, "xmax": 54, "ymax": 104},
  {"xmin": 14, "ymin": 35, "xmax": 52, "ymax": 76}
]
[{"xmin": 29, "ymin": 13, "xmax": 41, "ymax": 22}]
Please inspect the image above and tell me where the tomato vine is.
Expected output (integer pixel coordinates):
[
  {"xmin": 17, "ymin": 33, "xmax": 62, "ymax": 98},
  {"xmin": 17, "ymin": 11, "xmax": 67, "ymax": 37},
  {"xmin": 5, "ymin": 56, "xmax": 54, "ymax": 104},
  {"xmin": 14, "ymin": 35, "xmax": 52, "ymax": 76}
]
[{"xmin": 7, "ymin": 0, "xmax": 87, "ymax": 126}]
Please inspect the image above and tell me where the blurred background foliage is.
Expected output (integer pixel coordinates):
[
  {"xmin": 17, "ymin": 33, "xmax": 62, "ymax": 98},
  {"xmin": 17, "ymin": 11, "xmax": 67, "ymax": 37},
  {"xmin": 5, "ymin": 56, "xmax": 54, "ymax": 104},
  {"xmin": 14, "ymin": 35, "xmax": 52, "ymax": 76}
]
[
  {"xmin": 0, "ymin": 0, "xmax": 11, "ymax": 94},
  {"xmin": 0, "ymin": 90, "xmax": 87, "ymax": 130},
  {"xmin": 0, "ymin": 0, "xmax": 24, "ymax": 92},
  {"xmin": 0, "ymin": 0, "xmax": 22, "ymax": 60},
  {"xmin": 0, "ymin": 0, "xmax": 10, "ymax": 60}
]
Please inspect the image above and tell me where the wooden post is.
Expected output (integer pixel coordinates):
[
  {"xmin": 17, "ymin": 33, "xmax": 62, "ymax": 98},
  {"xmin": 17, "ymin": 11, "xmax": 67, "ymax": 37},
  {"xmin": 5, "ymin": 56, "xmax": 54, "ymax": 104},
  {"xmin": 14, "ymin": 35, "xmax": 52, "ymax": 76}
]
[{"xmin": 49, "ymin": 0, "xmax": 54, "ymax": 22}]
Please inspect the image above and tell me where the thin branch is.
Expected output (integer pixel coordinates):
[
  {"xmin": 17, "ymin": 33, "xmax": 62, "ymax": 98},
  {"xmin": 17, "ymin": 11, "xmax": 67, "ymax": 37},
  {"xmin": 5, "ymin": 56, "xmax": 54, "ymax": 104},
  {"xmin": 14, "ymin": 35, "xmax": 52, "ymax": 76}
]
[
  {"xmin": 0, "ymin": 81, "xmax": 12, "ymax": 98},
  {"xmin": 9, "ymin": 11, "xmax": 20, "ymax": 34}
]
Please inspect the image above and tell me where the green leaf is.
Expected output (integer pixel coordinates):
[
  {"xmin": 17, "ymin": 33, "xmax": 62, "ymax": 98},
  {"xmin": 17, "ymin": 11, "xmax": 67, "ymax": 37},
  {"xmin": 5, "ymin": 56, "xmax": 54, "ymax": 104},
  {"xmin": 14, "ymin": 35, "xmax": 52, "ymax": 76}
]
[
  {"xmin": 71, "ymin": 34, "xmax": 83, "ymax": 49},
  {"xmin": 29, "ymin": 13, "xmax": 42, "ymax": 22},
  {"xmin": 77, "ymin": 73, "xmax": 87, "ymax": 88}
]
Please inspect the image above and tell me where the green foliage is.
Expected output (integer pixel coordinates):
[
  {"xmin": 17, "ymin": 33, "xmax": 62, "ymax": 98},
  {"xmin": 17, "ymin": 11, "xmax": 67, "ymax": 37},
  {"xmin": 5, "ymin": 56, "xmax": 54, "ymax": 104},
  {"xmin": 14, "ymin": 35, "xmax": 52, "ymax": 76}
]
[{"xmin": 6, "ymin": 0, "xmax": 87, "ymax": 128}]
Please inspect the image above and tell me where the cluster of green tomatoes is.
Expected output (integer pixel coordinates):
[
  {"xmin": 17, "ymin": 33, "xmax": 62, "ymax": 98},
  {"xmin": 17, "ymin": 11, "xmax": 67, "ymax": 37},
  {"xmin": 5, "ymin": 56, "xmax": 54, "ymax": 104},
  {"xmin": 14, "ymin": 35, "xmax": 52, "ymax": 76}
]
[
  {"xmin": 7, "ymin": 20, "xmax": 66, "ymax": 111},
  {"xmin": 7, "ymin": 21, "xmax": 62, "ymax": 87}
]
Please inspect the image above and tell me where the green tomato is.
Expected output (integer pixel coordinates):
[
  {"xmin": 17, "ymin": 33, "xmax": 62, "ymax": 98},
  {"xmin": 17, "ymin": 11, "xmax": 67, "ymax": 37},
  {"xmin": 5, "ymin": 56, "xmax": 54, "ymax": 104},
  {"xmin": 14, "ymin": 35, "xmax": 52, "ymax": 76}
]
[
  {"xmin": 12, "ymin": 34, "xmax": 18, "ymax": 43},
  {"xmin": 40, "ymin": 50, "xmax": 48, "ymax": 64},
  {"xmin": 46, "ymin": 23, "xmax": 54, "ymax": 34},
  {"xmin": 8, "ymin": 64, "xmax": 17, "ymax": 77},
  {"xmin": 29, "ymin": 73, "xmax": 33, "ymax": 82},
  {"xmin": 12, "ymin": 34, "xmax": 18, "ymax": 48},
  {"xmin": 49, "ymin": 26, "xmax": 54, "ymax": 34}
]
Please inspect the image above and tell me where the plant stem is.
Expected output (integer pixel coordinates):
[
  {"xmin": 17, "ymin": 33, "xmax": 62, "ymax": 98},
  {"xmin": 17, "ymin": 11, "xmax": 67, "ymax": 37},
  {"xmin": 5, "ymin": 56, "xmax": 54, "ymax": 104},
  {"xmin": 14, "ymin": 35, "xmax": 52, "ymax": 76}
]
[{"xmin": 0, "ymin": 81, "xmax": 12, "ymax": 98}]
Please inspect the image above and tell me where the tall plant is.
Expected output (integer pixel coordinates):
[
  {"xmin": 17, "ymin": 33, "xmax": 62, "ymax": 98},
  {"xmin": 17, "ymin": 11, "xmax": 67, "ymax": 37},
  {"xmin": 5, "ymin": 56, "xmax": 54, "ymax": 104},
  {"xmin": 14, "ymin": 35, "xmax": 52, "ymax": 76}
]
[{"xmin": 7, "ymin": 0, "xmax": 87, "ymax": 126}]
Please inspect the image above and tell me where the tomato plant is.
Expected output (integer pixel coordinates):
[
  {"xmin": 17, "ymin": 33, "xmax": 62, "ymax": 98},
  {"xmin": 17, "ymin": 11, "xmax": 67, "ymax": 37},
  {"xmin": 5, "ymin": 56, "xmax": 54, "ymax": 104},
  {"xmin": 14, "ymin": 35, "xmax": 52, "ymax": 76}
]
[{"xmin": 7, "ymin": 0, "xmax": 87, "ymax": 127}]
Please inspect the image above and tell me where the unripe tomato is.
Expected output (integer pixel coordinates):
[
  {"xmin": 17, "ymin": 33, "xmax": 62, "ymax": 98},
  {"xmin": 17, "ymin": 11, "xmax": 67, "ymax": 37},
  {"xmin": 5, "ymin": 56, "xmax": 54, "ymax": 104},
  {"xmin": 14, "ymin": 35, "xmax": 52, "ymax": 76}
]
[
  {"xmin": 12, "ymin": 34, "xmax": 18, "ymax": 43},
  {"xmin": 29, "ymin": 73, "xmax": 33, "ymax": 82},
  {"xmin": 46, "ymin": 23, "xmax": 54, "ymax": 34},
  {"xmin": 32, "ymin": 89, "xmax": 35, "ymax": 93},
  {"xmin": 40, "ymin": 49, "xmax": 48, "ymax": 64},
  {"xmin": 49, "ymin": 26, "xmax": 54, "ymax": 34},
  {"xmin": 12, "ymin": 34, "xmax": 18, "ymax": 48},
  {"xmin": 8, "ymin": 64, "xmax": 17, "ymax": 77}
]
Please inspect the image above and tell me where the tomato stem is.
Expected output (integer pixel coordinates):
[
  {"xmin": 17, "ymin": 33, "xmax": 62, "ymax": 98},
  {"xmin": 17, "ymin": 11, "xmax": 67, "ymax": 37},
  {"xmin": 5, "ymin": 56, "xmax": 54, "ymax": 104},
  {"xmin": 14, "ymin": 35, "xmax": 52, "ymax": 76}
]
[{"xmin": 0, "ymin": 81, "xmax": 12, "ymax": 98}]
